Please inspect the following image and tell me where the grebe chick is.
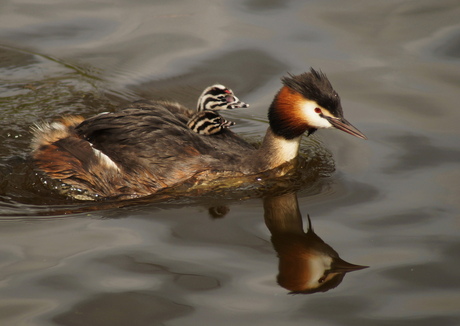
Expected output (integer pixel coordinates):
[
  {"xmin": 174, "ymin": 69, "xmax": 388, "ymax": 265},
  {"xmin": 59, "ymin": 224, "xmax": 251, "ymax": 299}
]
[
  {"xmin": 31, "ymin": 68, "xmax": 367, "ymax": 200},
  {"xmin": 187, "ymin": 84, "xmax": 248, "ymax": 135},
  {"xmin": 187, "ymin": 110, "xmax": 235, "ymax": 135},
  {"xmin": 196, "ymin": 84, "xmax": 249, "ymax": 112}
]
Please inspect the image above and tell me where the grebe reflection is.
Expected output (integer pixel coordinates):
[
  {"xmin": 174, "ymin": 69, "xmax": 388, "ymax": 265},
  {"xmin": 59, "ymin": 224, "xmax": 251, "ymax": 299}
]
[{"xmin": 264, "ymin": 193, "xmax": 368, "ymax": 294}]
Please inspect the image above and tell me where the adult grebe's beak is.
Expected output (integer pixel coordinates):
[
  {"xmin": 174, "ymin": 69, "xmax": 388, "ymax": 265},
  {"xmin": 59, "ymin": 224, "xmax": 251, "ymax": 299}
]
[{"xmin": 325, "ymin": 116, "xmax": 367, "ymax": 140}]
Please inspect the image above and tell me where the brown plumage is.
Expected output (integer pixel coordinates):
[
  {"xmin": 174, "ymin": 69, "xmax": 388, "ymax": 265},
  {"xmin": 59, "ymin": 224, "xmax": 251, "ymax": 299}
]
[{"xmin": 31, "ymin": 68, "xmax": 366, "ymax": 200}]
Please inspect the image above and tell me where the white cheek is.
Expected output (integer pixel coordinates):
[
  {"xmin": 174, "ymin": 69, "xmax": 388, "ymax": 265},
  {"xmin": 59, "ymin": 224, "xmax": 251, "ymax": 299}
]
[
  {"xmin": 305, "ymin": 255, "xmax": 333, "ymax": 288},
  {"xmin": 301, "ymin": 101, "xmax": 333, "ymax": 129}
]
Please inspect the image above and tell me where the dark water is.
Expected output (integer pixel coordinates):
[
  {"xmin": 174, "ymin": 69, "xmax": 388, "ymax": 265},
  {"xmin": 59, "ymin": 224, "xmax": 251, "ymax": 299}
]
[{"xmin": 1, "ymin": 0, "xmax": 459, "ymax": 325}]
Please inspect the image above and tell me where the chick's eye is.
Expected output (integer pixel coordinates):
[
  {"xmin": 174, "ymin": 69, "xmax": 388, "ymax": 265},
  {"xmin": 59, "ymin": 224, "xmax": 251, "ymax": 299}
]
[{"xmin": 314, "ymin": 108, "xmax": 322, "ymax": 114}]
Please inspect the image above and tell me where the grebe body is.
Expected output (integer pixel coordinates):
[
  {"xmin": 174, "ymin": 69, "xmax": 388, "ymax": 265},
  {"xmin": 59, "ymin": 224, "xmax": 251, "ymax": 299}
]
[{"xmin": 31, "ymin": 69, "xmax": 366, "ymax": 200}]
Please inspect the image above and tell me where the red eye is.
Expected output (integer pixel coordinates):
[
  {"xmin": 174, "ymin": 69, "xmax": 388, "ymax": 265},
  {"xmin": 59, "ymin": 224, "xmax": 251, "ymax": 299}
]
[
  {"xmin": 314, "ymin": 108, "xmax": 322, "ymax": 114},
  {"xmin": 224, "ymin": 89, "xmax": 231, "ymax": 94}
]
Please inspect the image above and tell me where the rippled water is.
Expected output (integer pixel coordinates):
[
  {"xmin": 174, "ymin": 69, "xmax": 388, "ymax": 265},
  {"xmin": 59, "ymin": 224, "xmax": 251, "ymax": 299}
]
[{"xmin": 1, "ymin": 0, "xmax": 459, "ymax": 325}]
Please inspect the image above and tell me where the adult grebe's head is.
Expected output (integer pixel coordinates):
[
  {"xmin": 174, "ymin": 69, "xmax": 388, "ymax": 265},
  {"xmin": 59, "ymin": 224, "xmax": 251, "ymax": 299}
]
[
  {"xmin": 268, "ymin": 68, "xmax": 367, "ymax": 140},
  {"xmin": 197, "ymin": 84, "xmax": 249, "ymax": 112}
]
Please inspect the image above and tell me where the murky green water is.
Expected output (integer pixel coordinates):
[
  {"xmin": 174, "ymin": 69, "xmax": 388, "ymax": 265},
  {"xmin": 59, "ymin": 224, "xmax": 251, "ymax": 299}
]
[{"xmin": 0, "ymin": 1, "xmax": 459, "ymax": 325}]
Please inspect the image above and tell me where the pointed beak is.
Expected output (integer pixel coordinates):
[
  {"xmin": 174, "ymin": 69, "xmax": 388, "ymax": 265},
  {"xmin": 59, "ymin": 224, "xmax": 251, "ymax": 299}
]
[
  {"xmin": 227, "ymin": 95, "xmax": 249, "ymax": 109},
  {"xmin": 331, "ymin": 258, "xmax": 369, "ymax": 273},
  {"xmin": 325, "ymin": 116, "xmax": 367, "ymax": 140},
  {"xmin": 229, "ymin": 101, "xmax": 249, "ymax": 109},
  {"xmin": 222, "ymin": 120, "xmax": 235, "ymax": 128}
]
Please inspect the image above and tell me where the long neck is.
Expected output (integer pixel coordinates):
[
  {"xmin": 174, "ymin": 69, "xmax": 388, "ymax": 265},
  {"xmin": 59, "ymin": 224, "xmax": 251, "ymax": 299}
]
[
  {"xmin": 249, "ymin": 86, "xmax": 315, "ymax": 171},
  {"xmin": 251, "ymin": 127, "xmax": 302, "ymax": 171}
]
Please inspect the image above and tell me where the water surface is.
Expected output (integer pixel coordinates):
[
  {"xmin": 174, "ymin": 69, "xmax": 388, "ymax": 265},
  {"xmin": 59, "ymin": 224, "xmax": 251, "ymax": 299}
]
[{"xmin": 0, "ymin": 0, "xmax": 459, "ymax": 325}]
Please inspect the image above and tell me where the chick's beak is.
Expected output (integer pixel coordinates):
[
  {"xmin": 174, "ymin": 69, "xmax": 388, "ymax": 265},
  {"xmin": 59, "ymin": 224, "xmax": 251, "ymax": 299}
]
[
  {"xmin": 227, "ymin": 95, "xmax": 249, "ymax": 109},
  {"xmin": 325, "ymin": 116, "xmax": 367, "ymax": 140}
]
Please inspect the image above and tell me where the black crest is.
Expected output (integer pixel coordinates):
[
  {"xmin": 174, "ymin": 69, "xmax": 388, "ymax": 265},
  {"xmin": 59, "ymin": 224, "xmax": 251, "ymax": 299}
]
[{"xmin": 281, "ymin": 68, "xmax": 343, "ymax": 117}]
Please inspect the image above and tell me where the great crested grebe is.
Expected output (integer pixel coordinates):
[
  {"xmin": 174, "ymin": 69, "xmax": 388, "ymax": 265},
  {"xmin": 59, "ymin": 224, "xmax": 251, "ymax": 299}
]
[
  {"xmin": 31, "ymin": 68, "xmax": 366, "ymax": 200},
  {"xmin": 187, "ymin": 110, "xmax": 235, "ymax": 135},
  {"xmin": 187, "ymin": 84, "xmax": 247, "ymax": 135},
  {"xmin": 196, "ymin": 84, "xmax": 249, "ymax": 112}
]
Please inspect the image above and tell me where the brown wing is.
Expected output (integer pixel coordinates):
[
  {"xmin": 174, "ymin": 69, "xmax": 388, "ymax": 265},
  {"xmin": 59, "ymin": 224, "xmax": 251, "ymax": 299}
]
[{"xmin": 32, "ymin": 102, "xmax": 255, "ymax": 199}]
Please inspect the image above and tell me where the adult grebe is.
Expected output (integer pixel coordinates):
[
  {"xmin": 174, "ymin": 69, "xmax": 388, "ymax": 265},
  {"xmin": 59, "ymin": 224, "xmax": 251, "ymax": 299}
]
[{"xmin": 31, "ymin": 68, "xmax": 366, "ymax": 200}]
